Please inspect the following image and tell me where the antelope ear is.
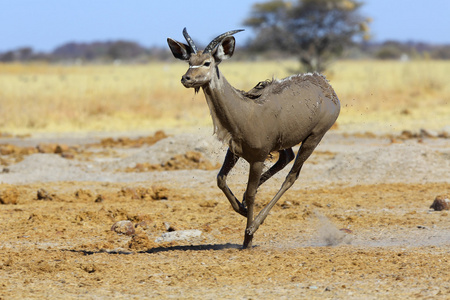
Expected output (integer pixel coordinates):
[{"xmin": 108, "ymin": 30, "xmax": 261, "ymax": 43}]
[
  {"xmin": 167, "ymin": 38, "xmax": 192, "ymax": 61},
  {"xmin": 213, "ymin": 36, "xmax": 236, "ymax": 63}
]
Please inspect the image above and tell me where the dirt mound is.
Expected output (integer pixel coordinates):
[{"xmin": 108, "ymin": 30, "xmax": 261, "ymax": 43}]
[
  {"xmin": 123, "ymin": 151, "xmax": 220, "ymax": 172},
  {"xmin": 111, "ymin": 132, "xmax": 225, "ymax": 168},
  {"xmin": 92, "ymin": 130, "xmax": 168, "ymax": 148},
  {"xmin": 0, "ymin": 143, "xmax": 77, "ymax": 166}
]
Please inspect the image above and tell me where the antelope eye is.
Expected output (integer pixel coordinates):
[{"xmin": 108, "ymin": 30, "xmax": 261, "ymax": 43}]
[{"xmin": 203, "ymin": 62, "xmax": 211, "ymax": 67}]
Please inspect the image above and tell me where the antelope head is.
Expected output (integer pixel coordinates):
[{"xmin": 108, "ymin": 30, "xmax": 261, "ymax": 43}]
[{"xmin": 167, "ymin": 28, "xmax": 243, "ymax": 92}]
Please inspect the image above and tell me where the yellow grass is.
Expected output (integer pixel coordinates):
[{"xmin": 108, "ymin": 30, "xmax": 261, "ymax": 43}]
[
  {"xmin": 326, "ymin": 60, "xmax": 450, "ymax": 133},
  {"xmin": 0, "ymin": 60, "xmax": 449, "ymax": 135}
]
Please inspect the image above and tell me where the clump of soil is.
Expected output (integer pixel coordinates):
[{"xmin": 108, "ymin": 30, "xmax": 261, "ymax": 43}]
[
  {"xmin": 1, "ymin": 131, "xmax": 169, "ymax": 168},
  {"xmin": 0, "ymin": 144, "xmax": 38, "ymax": 166},
  {"xmin": 119, "ymin": 186, "xmax": 169, "ymax": 200},
  {"xmin": 0, "ymin": 186, "xmax": 20, "ymax": 204},
  {"xmin": 75, "ymin": 189, "xmax": 95, "ymax": 201},
  {"xmin": 94, "ymin": 130, "xmax": 168, "ymax": 148},
  {"xmin": 0, "ymin": 143, "xmax": 77, "ymax": 165},
  {"xmin": 124, "ymin": 151, "xmax": 220, "ymax": 172},
  {"xmin": 395, "ymin": 129, "xmax": 450, "ymax": 139},
  {"xmin": 0, "ymin": 144, "xmax": 37, "ymax": 156},
  {"xmin": 127, "ymin": 229, "xmax": 158, "ymax": 251},
  {"xmin": 342, "ymin": 129, "xmax": 450, "ymax": 142}
]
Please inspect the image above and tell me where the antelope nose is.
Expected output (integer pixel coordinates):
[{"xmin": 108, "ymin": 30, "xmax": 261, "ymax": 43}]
[{"xmin": 181, "ymin": 75, "xmax": 190, "ymax": 82}]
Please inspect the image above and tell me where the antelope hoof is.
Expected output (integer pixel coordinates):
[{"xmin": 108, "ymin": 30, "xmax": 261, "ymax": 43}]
[{"xmin": 243, "ymin": 233, "xmax": 253, "ymax": 249}]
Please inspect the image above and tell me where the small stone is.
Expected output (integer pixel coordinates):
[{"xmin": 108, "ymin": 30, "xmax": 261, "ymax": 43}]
[
  {"xmin": 61, "ymin": 152, "xmax": 75, "ymax": 159},
  {"xmin": 75, "ymin": 189, "xmax": 93, "ymax": 201},
  {"xmin": 420, "ymin": 128, "xmax": 438, "ymax": 138},
  {"xmin": 119, "ymin": 187, "xmax": 140, "ymax": 199},
  {"xmin": 430, "ymin": 195, "xmax": 450, "ymax": 211},
  {"xmin": 54, "ymin": 144, "xmax": 69, "ymax": 154},
  {"xmin": 164, "ymin": 222, "xmax": 176, "ymax": 232},
  {"xmin": 36, "ymin": 143, "xmax": 58, "ymax": 153},
  {"xmin": 111, "ymin": 220, "xmax": 135, "ymax": 236},
  {"xmin": 95, "ymin": 194, "xmax": 105, "ymax": 203},
  {"xmin": 399, "ymin": 130, "xmax": 415, "ymax": 139},
  {"xmin": 199, "ymin": 200, "xmax": 218, "ymax": 208},
  {"xmin": 400, "ymin": 108, "xmax": 411, "ymax": 115},
  {"xmin": 281, "ymin": 201, "xmax": 292, "ymax": 209},
  {"xmin": 152, "ymin": 185, "xmax": 169, "ymax": 200},
  {"xmin": 312, "ymin": 201, "xmax": 323, "ymax": 208},
  {"xmin": 37, "ymin": 188, "xmax": 53, "ymax": 201}
]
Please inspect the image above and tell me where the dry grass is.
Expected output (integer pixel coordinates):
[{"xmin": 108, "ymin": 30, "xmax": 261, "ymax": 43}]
[
  {"xmin": 326, "ymin": 60, "xmax": 450, "ymax": 132},
  {"xmin": 0, "ymin": 60, "xmax": 449, "ymax": 134}
]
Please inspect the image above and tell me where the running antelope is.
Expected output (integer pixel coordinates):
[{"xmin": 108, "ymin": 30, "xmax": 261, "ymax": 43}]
[{"xmin": 167, "ymin": 28, "xmax": 340, "ymax": 248}]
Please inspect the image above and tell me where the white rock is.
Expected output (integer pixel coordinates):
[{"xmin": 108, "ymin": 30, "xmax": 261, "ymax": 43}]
[{"xmin": 155, "ymin": 229, "xmax": 202, "ymax": 243}]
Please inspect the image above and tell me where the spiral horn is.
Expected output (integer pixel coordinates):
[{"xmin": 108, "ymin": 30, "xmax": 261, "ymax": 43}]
[
  {"xmin": 183, "ymin": 27, "xmax": 198, "ymax": 54},
  {"xmin": 204, "ymin": 29, "xmax": 244, "ymax": 53}
]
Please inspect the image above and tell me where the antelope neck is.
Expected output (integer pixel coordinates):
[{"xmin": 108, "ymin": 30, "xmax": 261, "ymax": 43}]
[{"xmin": 201, "ymin": 68, "xmax": 250, "ymax": 146}]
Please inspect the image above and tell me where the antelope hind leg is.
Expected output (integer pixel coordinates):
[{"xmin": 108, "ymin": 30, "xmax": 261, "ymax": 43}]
[
  {"xmin": 242, "ymin": 148, "xmax": 294, "ymax": 207},
  {"xmin": 258, "ymin": 148, "xmax": 295, "ymax": 187},
  {"xmin": 246, "ymin": 134, "xmax": 325, "ymax": 235}
]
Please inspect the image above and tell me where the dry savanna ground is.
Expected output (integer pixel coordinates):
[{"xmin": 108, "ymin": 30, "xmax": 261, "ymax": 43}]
[{"xmin": 0, "ymin": 60, "xmax": 449, "ymax": 299}]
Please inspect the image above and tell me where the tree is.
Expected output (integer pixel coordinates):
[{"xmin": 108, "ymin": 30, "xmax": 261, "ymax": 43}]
[
  {"xmin": 0, "ymin": 47, "xmax": 34, "ymax": 62},
  {"xmin": 244, "ymin": 0, "xmax": 371, "ymax": 72},
  {"xmin": 107, "ymin": 41, "xmax": 148, "ymax": 61}
]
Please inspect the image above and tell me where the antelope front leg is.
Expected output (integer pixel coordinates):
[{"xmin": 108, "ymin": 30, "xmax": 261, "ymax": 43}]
[
  {"xmin": 217, "ymin": 149, "xmax": 247, "ymax": 217},
  {"xmin": 247, "ymin": 134, "xmax": 324, "ymax": 236},
  {"xmin": 243, "ymin": 161, "xmax": 264, "ymax": 249}
]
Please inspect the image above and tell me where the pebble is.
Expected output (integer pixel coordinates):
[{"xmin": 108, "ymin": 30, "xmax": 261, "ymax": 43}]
[
  {"xmin": 111, "ymin": 220, "xmax": 135, "ymax": 236},
  {"xmin": 37, "ymin": 188, "xmax": 53, "ymax": 201},
  {"xmin": 430, "ymin": 195, "xmax": 449, "ymax": 211}
]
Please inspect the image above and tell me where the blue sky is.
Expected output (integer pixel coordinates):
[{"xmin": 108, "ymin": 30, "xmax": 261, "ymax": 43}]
[{"xmin": 1, "ymin": 0, "xmax": 449, "ymax": 52}]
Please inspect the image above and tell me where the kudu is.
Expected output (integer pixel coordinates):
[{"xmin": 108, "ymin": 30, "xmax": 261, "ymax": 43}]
[{"xmin": 167, "ymin": 28, "xmax": 340, "ymax": 249}]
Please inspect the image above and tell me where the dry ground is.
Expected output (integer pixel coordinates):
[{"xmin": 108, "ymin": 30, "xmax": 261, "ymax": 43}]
[
  {"xmin": 0, "ymin": 60, "xmax": 449, "ymax": 298},
  {"xmin": 1, "ymin": 129, "xmax": 449, "ymax": 299}
]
